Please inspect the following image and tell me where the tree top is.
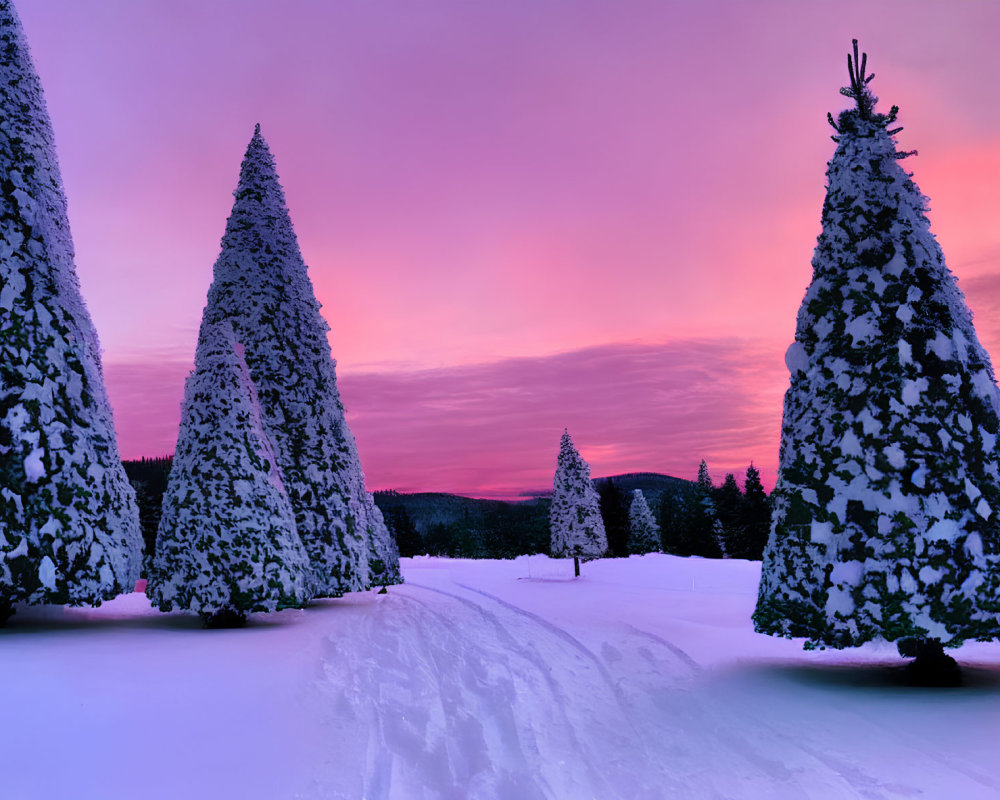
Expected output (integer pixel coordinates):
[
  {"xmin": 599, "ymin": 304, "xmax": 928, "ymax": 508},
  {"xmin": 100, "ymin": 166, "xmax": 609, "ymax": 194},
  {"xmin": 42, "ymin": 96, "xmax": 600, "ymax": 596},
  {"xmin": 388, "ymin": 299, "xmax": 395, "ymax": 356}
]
[
  {"xmin": 841, "ymin": 39, "xmax": 876, "ymax": 120},
  {"xmin": 827, "ymin": 40, "xmax": 907, "ymax": 147}
]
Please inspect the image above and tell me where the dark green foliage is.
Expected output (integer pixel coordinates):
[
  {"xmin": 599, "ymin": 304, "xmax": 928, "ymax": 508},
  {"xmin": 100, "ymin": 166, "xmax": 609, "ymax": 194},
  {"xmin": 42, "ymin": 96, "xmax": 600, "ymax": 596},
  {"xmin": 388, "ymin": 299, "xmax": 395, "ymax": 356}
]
[
  {"xmin": 123, "ymin": 456, "xmax": 173, "ymax": 571},
  {"xmin": 741, "ymin": 465, "xmax": 771, "ymax": 560},
  {"xmin": 373, "ymin": 490, "xmax": 550, "ymax": 558},
  {"xmin": 597, "ymin": 479, "xmax": 630, "ymax": 557},
  {"xmin": 696, "ymin": 461, "xmax": 713, "ymax": 494},
  {"xmin": 423, "ymin": 523, "xmax": 453, "ymax": 557},
  {"xmin": 372, "ymin": 472, "xmax": 740, "ymax": 561},
  {"xmin": 715, "ymin": 473, "xmax": 746, "ymax": 558},
  {"xmin": 376, "ymin": 496, "xmax": 423, "ymax": 558},
  {"xmin": 121, "ymin": 456, "xmax": 173, "ymax": 490},
  {"xmin": 658, "ymin": 480, "xmax": 723, "ymax": 559}
]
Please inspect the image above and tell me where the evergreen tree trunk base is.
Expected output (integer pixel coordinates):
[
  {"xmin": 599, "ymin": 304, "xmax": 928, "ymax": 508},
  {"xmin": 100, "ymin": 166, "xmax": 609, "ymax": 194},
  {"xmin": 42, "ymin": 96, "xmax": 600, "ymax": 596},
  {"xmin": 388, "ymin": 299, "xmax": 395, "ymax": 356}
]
[
  {"xmin": 0, "ymin": 604, "xmax": 13, "ymax": 627},
  {"xmin": 900, "ymin": 638, "xmax": 962, "ymax": 688},
  {"xmin": 200, "ymin": 609, "xmax": 248, "ymax": 629},
  {"xmin": 574, "ymin": 557, "xmax": 580, "ymax": 578},
  {"xmin": 377, "ymin": 586, "xmax": 388, "ymax": 595}
]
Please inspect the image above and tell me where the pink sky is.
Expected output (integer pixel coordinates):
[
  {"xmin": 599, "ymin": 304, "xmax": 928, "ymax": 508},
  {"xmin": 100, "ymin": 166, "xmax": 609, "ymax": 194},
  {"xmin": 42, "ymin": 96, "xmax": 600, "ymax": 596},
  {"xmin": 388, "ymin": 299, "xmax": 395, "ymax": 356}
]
[{"xmin": 16, "ymin": 1, "xmax": 1000, "ymax": 496}]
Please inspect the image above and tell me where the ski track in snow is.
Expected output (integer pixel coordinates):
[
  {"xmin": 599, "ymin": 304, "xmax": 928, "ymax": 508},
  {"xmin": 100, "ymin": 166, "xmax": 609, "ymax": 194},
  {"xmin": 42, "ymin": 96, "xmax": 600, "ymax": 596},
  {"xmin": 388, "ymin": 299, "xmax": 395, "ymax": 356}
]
[
  {"xmin": 6, "ymin": 557, "xmax": 1000, "ymax": 800},
  {"xmin": 316, "ymin": 584, "xmax": 661, "ymax": 799},
  {"xmin": 309, "ymin": 570, "xmax": 987, "ymax": 800}
]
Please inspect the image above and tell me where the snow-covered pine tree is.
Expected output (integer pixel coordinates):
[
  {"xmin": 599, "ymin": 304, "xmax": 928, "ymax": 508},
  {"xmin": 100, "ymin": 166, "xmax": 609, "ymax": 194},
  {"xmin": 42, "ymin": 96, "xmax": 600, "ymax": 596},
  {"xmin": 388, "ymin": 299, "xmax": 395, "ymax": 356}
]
[
  {"xmin": 148, "ymin": 319, "xmax": 310, "ymax": 627},
  {"xmin": 695, "ymin": 460, "xmax": 726, "ymax": 557},
  {"xmin": 628, "ymin": 489, "xmax": 660, "ymax": 554},
  {"xmin": 0, "ymin": 1, "xmax": 142, "ymax": 622},
  {"xmin": 755, "ymin": 42, "xmax": 1000, "ymax": 680},
  {"xmin": 549, "ymin": 430, "xmax": 608, "ymax": 576},
  {"xmin": 365, "ymin": 493, "xmax": 402, "ymax": 590},
  {"xmin": 201, "ymin": 125, "xmax": 373, "ymax": 597}
]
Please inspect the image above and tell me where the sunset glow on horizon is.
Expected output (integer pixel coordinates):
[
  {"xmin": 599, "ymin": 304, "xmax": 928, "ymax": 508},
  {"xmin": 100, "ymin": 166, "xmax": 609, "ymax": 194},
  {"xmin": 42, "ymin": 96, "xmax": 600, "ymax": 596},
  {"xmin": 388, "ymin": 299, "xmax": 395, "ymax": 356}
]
[{"xmin": 16, "ymin": 0, "xmax": 1000, "ymax": 496}]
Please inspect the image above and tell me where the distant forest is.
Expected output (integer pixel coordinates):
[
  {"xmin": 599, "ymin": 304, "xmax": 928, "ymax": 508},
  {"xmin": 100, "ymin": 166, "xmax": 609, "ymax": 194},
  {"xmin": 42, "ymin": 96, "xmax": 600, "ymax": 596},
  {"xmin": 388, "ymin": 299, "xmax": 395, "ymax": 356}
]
[
  {"xmin": 124, "ymin": 459, "xmax": 771, "ymax": 563},
  {"xmin": 121, "ymin": 456, "xmax": 173, "ymax": 566}
]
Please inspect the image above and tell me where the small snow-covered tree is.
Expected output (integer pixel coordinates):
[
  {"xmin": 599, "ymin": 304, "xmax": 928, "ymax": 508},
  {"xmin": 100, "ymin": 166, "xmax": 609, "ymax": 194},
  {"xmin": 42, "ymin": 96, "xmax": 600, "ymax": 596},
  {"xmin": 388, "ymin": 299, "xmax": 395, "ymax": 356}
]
[
  {"xmin": 365, "ymin": 493, "xmax": 402, "ymax": 589},
  {"xmin": 755, "ymin": 42, "xmax": 1000, "ymax": 681},
  {"xmin": 148, "ymin": 320, "xmax": 310, "ymax": 627},
  {"xmin": 549, "ymin": 430, "xmax": 607, "ymax": 576},
  {"xmin": 202, "ymin": 125, "xmax": 374, "ymax": 597},
  {"xmin": 628, "ymin": 490, "xmax": 660, "ymax": 554},
  {"xmin": 0, "ymin": 2, "xmax": 142, "ymax": 622},
  {"xmin": 696, "ymin": 461, "xmax": 726, "ymax": 557}
]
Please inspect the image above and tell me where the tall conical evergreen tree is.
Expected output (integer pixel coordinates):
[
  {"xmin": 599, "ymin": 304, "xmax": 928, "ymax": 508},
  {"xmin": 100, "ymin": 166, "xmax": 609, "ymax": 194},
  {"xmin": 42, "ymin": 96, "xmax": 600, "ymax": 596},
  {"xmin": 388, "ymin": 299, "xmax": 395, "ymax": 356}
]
[
  {"xmin": 715, "ymin": 472, "xmax": 746, "ymax": 558},
  {"xmin": 741, "ymin": 464, "xmax": 771, "ymax": 561},
  {"xmin": 695, "ymin": 460, "xmax": 725, "ymax": 558},
  {"xmin": 0, "ymin": 1, "xmax": 142, "ymax": 621},
  {"xmin": 148, "ymin": 320, "xmax": 310, "ymax": 627},
  {"xmin": 549, "ymin": 430, "xmax": 608, "ymax": 575},
  {"xmin": 202, "ymin": 125, "xmax": 377, "ymax": 597},
  {"xmin": 755, "ymin": 42, "xmax": 1000, "ymax": 657},
  {"xmin": 628, "ymin": 489, "xmax": 660, "ymax": 554}
]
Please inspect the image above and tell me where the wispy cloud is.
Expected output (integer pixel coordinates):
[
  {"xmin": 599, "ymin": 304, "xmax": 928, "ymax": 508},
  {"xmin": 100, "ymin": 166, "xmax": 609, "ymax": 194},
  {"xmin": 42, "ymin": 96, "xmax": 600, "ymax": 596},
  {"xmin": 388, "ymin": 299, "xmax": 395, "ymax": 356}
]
[
  {"xmin": 962, "ymin": 272, "xmax": 1000, "ymax": 364},
  {"xmin": 339, "ymin": 338, "xmax": 787, "ymax": 497},
  {"xmin": 105, "ymin": 338, "xmax": 787, "ymax": 497}
]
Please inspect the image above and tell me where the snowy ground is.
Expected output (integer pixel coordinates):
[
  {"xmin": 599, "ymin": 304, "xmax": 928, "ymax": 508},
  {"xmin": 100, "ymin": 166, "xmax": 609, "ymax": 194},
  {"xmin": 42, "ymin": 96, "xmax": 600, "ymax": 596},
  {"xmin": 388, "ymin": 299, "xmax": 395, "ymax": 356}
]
[{"xmin": 3, "ymin": 555, "xmax": 1000, "ymax": 800}]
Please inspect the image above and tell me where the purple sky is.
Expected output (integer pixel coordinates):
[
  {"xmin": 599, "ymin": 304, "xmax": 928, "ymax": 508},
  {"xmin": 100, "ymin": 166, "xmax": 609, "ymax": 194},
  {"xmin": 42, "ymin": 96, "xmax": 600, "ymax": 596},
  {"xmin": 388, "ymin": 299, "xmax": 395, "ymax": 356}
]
[{"xmin": 16, "ymin": 1, "xmax": 1000, "ymax": 496}]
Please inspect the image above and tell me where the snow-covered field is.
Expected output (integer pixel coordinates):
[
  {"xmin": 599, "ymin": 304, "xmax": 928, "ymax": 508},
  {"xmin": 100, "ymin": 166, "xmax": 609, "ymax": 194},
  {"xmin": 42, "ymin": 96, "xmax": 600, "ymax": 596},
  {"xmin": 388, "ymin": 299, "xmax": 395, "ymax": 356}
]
[{"xmin": 3, "ymin": 554, "xmax": 1000, "ymax": 800}]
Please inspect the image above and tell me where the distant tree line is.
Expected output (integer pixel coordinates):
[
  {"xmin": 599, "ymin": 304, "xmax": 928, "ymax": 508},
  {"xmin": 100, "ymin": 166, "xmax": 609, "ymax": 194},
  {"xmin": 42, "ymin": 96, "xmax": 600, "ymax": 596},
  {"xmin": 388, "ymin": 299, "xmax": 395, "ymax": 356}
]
[
  {"xmin": 125, "ymin": 460, "xmax": 772, "ymax": 565},
  {"xmin": 601, "ymin": 461, "xmax": 771, "ymax": 560},
  {"xmin": 373, "ymin": 463, "xmax": 772, "ymax": 561},
  {"xmin": 374, "ymin": 491, "xmax": 551, "ymax": 560},
  {"xmin": 122, "ymin": 456, "xmax": 174, "ymax": 572}
]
